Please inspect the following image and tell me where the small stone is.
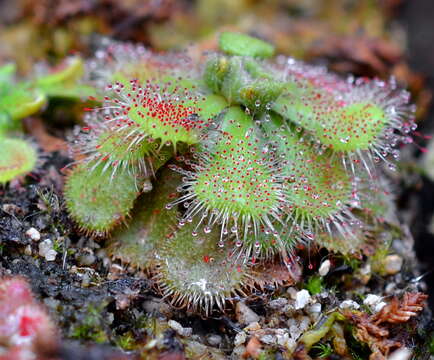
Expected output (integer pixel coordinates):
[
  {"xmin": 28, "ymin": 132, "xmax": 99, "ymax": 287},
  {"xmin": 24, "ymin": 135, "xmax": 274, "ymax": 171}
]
[
  {"xmin": 374, "ymin": 301, "xmax": 387, "ymax": 312},
  {"xmin": 358, "ymin": 263, "xmax": 372, "ymax": 284},
  {"xmin": 2, "ymin": 203, "xmax": 22, "ymax": 215},
  {"xmin": 306, "ymin": 303, "xmax": 322, "ymax": 320},
  {"xmin": 363, "ymin": 294, "xmax": 387, "ymax": 312},
  {"xmin": 318, "ymin": 259, "xmax": 331, "ymax": 276},
  {"xmin": 298, "ymin": 316, "xmax": 311, "ymax": 332},
  {"xmin": 385, "ymin": 282, "xmax": 396, "ymax": 294},
  {"xmin": 236, "ymin": 302, "xmax": 260, "ymax": 325},
  {"xmin": 107, "ymin": 264, "xmax": 124, "ymax": 280},
  {"xmin": 283, "ymin": 337, "xmax": 296, "ymax": 353},
  {"xmin": 384, "ymin": 254, "xmax": 403, "ymax": 275},
  {"xmin": 294, "ymin": 289, "xmax": 311, "ymax": 310},
  {"xmin": 289, "ymin": 324, "xmax": 303, "ymax": 339},
  {"xmin": 81, "ymin": 273, "xmax": 90, "ymax": 287},
  {"xmin": 38, "ymin": 239, "xmax": 57, "ymax": 261},
  {"xmin": 77, "ymin": 252, "xmax": 96, "ymax": 266},
  {"xmin": 363, "ymin": 294, "xmax": 382, "ymax": 307},
  {"xmin": 268, "ymin": 298, "xmax": 288, "ymax": 310},
  {"xmin": 24, "ymin": 245, "xmax": 32, "ymax": 256},
  {"xmin": 142, "ymin": 179, "xmax": 153, "ymax": 192},
  {"xmin": 243, "ymin": 322, "xmax": 261, "ymax": 332},
  {"xmin": 339, "ymin": 300, "xmax": 360, "ymax": 310},
  {"xmin": 25, "ymin": 227, "xmax": 41, "ymax": 241},
  {"xmin": 287, "ymin": 287, "xmax": 298, "ymax": 299},
  {"xmin": 206, "ymin": 334, "xmax": 222, "ymax": 347},
  {"xmin": 388, "ymin": 347, "xmax": 412, "ymax": 360},
  {"xmin": 44, "ymin": 298, "xmax": 60, "ymax": 310},
  {"xmin": 234, "ymin": 332, "xmax": 247, "ymax": 346},
  {"xmin": 142, "ymin": 297, "xmax": 172, "ymax": 317},
  {"xmin": 232, "ymin": 345, "xmax": 246, "ymax": 358},
  {"xmin": 259, "ymin": 334, "xmax": 275, "ymax": 345},
  {"xmin": 276, "ymin": 332, "xmax": 289, "ymax": 347},
  {"xmin": 168, "ymin": 320, "xmax": 192, "ymax": 337}
]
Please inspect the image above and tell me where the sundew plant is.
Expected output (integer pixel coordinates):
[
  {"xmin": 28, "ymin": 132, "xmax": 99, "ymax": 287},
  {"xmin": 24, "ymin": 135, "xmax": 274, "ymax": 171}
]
[{"xmin": 64, "ymin": 32, "xmax": 416, "ymax": 313}]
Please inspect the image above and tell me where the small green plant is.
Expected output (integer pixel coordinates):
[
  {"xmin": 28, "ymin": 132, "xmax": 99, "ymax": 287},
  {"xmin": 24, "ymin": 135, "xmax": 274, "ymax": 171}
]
[
  {"xmin": 312, "ymin": 342, "xmax": 334, "ymax": 358},
  {"xmin": 0, "ymin": 57, "xmax": 90, "ymax": 184},
  {"xmin": 64, "ymin": 32, "xmax": 415, "ymax": 313},
  {"xmin": 305, "ymin": 276, "xmax": 324, "ymax": 295}
]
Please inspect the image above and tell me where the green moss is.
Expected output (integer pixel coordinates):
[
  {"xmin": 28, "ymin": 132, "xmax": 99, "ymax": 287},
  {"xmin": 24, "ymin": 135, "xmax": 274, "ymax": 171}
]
[
  {"xmin": 311, "ymin": 343, "xmax": 334, "ymax": 358},
  {"xmin": 305, "ymin": 276, "xmax": 324, "ymax": 295},
  {"xmin": 70, "ymin": 304, "xmax": 109, "ymax": 344},
  {"xmin": 369, "ymin": 243, "xmax": 392, "ymax": 276},
  {"xmin": 116, "ymin": 332, "xmax": 137, "ymax": 351}
]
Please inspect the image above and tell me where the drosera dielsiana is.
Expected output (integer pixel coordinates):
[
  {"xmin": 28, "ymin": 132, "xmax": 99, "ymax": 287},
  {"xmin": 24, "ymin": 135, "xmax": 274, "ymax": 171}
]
[{"xmin": 64, "ymin": 32, "xmax": 417, "ymax": 314}]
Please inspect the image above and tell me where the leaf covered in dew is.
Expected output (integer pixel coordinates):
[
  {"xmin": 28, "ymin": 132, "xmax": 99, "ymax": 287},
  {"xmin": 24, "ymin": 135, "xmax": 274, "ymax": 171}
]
[
  {"xmin": 153, "ymin": 220, "xmax": 249, "ymax": 315},
  {"xmin": 264, "ymin": 114, "xmax": 353, "ymax": 226},
  {"xmin": 271, "ymin": 60, "xmax": 415, "ymax": 166},
  {"xmin": 105, "ymin": 168, "xmax": 180, "ymax": 269},
  {"xmin": 169, "ymin": 106, "xmax": 286, "ymax": 248},
  {"xmin": 64, "ymin": 162, "xmax": 143, "ymax": 235},
  {"xmin": 0, "ymin": 137, "xmax": 37, "ymax": 184}
]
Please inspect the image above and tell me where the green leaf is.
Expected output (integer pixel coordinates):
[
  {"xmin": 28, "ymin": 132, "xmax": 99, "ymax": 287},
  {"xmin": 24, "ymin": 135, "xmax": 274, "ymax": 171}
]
[
  {"xmin": 64, "ymin": 162, "xmax": 142, "ymax": 235},
  {"xmin": 187, "ymin": 93, "xmax": 228, "ymax": 122},
  {"xmin": 35, "ymin": 57, "xmax": 96, "ymax": 99},
  {"xmin": 219, "ymin": 32, "xmax": 275, "ymax": 58},
  {"xmin": 154, "ymin": 220, "xmax": 248, "ymax": 314},
  {"xmin": 0, "ymin": 88, "xmax": 46, "ymax": 122},
  {"xmin": 192, "ymin": 106, "xmax": 281, "ymax": 222},
  {"xmin": 0, "ymin": 63, "xmax": 16, "ymax": 84},
  {"xmin": 203, "ymin": 55, "xmax": 230, "ymax": 93},
  {"xmin": 39, "ymin": 84, "xmax": 97, "ymax": 99},
  {"xmin": 35, "ymin": 57, "xmax": 84, "ymax": 88},
  {"xmin": 272, "ymin": 82, "xmax": 389, "ymax": 152},
  {"xmin": 263, "ymin": 114, "xmax": 352, "ymax": 222},
  {"xmin": 106, "ymin": 167, "xmax": 180, "ymax": 268},
  {"xmin": 0, "ymin": 137, "xmax": 37, "ymax": 184}
]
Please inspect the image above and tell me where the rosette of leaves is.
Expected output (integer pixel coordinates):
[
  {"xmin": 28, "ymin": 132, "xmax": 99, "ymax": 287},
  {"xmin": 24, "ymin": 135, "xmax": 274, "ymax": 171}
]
[{"xmin": 64, "ymin": 32, "xmax": 415, "ymax": 313}]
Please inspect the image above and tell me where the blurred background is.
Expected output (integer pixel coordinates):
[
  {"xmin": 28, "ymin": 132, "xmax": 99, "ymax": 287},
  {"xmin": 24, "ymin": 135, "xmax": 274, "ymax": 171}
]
[{"xmin": 0, "ymin": 0, "xmax": 433, "ymax": 307}]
